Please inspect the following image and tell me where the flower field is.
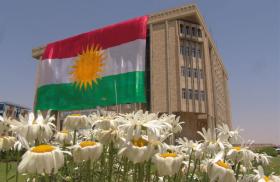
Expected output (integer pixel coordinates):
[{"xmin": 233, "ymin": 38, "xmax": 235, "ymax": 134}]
[{"xmin": 0, "ymin": 110, "xmax": 279, "ymax": 182}]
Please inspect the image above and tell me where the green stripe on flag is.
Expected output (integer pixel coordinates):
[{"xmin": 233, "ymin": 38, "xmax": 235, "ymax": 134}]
[{"xmin": 35, "ymin": 71, "xmax": 146, "ymax": 111}]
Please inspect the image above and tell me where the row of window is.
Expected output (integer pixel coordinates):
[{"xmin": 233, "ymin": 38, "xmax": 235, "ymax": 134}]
[
  {"xmin": 180, "ymin": 67, "xmax": 204, "ymax": 79},
  {"xmin": 179, "ymin": 24, "xmax": 202, "ymax": 37},
  {"xmin": 182, "ymin": 89, "xmax": 206, "ymax": 101},
  {"xmin": 180, "ymin": 46, "xmax": 202, "ymax": 58}
]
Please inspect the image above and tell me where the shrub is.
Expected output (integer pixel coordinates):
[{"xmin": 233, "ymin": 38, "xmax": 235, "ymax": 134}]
[{"xmin": 255, "ymin": 147, "xmax": 278, "ymax": 157}]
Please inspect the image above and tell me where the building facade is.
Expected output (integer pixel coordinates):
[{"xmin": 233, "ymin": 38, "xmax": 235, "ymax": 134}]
[
  {"xmin": 0, "ymin": 102, "xmax": 30, "ymax": 119},
  {"xmin": 32, "ymin": 4, "xmax": 232, "ymax": 139}
]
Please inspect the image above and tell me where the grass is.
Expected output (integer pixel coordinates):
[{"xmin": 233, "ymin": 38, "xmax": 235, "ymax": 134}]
[
  {"xmin": 264, "ymin": 156, "xmax": 280, "ymax": 175},
  {"xmin": 0, "ymin": 162, "xmax": 26, "ymax": 182}
]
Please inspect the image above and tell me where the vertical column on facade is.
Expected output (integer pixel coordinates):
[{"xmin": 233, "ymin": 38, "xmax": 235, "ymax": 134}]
[
  {"xmin": 165, "ymin": 21, "xmax": 171, "ymax": 114},
  {"xmin": 149, "ymin": 24, "xmax": 154, "ymax": 112},
  {"xmin": 196, "ymin": 26, "xmax": 202, "ymax": 113},
  {"xmin": 202, "ymin": 35, "xmax": 215, "ymax": 132},
  {"xmin": 210, "ymin": 51, "xmax": 218, "ymax": 131},
  {"xmin": 223, "ymin": 72, "xmax": 232, "ymax": 128},
  {"xmin": 175, "ymin": 21, "xmax": 181, "ymax": 111},
  {"xmin": 184, "ymin": 29, "xmax": 189, "ymax": 112},
  {"xmin": 200, "ymin": 29, "xmax": 207, "ymax": 114}
]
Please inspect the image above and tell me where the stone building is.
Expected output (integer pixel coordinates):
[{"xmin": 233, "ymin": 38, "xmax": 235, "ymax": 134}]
[{"xmin": 32, "ymin": 4, "xmax": 232, "ymax": 139}]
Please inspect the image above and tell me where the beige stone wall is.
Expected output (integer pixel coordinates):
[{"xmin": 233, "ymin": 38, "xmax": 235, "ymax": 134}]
[{"xmin": 150, "ymin": 23, "xmax": 168, "ymax": 112}]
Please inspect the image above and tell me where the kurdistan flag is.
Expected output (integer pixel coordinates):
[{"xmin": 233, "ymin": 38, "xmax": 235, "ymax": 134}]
[{"xmin": 35, "ymin": 16, "xmax": 148, "ymax": 111}]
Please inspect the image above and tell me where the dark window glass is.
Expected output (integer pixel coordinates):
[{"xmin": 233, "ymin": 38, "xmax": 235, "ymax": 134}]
[
  {"xmin": 181, "ymin": 66, "xmax": 185, "ymax": 76},
  {"xmin": 198, "ymin": 29, "xmax": 202, "ymax": 37},
  {"xmin": 186, "ymin": 26, "xmax": 189, "ymax": 35},
  {"xmin": 200, "ymin": 91, "xmax": 206, "ymax": 101},
  {"xmin": 188, "ymin": 89, "xmax": 193, "ymax": 99},
  {"xmin": 186, "ymin": 47, "xmax": 190, "ymax": 56},
  {"xmin": 180, "ymin": 46, "xmax": 184, "ymax": 55},
  {"xmin": 180, "ymin": 24, "xmax": 184, "ymax": 34},
  {"xmin": 192, "ymin": 48, "xmax": 196, "ymax": 57},
  {"xmin": 192, "ymin": 27, "xmax": 196, "ymax": 36},
  {"xmin": 194, "ymin": 90, "xmax": 199, "ymax": 100},
  {"xmin": 197, "ymin": 49, "xmax": 201, "ymax": 58},
  {"xmin": 194, "ymin": 69, "xmax": 198, "ymax": 78},
  {"xmin": 199, "ymin": 70, "xmax": 204, "ymax": 79},
  {"xmin": 182, "ymin": 88, "xmax": 186, "ymax": 99},
  {"xmin": 187, "ymin": 68, "xmax": 192, "ymax": 77}
]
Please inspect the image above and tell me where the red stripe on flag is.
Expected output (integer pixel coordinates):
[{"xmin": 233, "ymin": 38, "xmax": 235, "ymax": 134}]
[{"xmin": 42, "ymin": 16, "xmax": 148, "ymax": 60}]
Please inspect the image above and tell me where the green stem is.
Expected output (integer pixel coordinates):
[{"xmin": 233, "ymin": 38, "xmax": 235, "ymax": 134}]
[
  {"xmin": 190, "ymin": 159, "xmax": 198, "ymax": 181},
  {"xmin": 133, "ymin": 163, "xmax": 137, "ymax": 182},
  {"xmin": 146, "ymin": 159, "xmax": 152, "ymax": 182},
  {"xmin": 138, "ymin": 163, "xmax": 144, "ymax": 182},
  {"xmin": 121, "ymin": 158, "xmax": 128, "ymax": 181},
  {"xmin": 73, "ymin": 130, "xmax": 77, "ymax": 145},
  {"xmin": 15, "ymin": 150, "xmax": 20, "ymax": 182},
  {"xmin": 186, "ymin": 149, "xmax": 193, "ymax": 180},
  {"xmin": 235, "ymin": 162, "xmax": 241, "ymax": 180},
  {"xmin": 108, "ymin": 142, "xmax": 114, "ymax": 182},
  {"xmin": 5, "ymin": 161, "xmax": 8, "ymax": 182}
]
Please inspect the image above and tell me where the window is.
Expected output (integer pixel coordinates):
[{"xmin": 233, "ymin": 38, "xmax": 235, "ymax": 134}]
[
  {"xmin": 187, "ymin": 68, "xmax": 192, "ymax": 77},
  {"xmin": 194, "ymin": 90, "xmax": 199, "ymax": 100},
  {"xmin": 180, "ymin": 46, "xmax": 184, "ymax": 55},
  {"xmin": 198, "ymin": 29, "xmax": 202, "ymax": 37},
  {"xmin": 197, "ymin": 49, "xmax": 201, "ymax": 58},
  {"xmin": 185, "ymin": 46, "xmax": 190, "ymax": 56},
  {"xmin": 186, "ymin": 26, "xmax": 190, "ymax": 35},
  {"xmin": 188, "ymin": 89, "xmax": 193, "ymax": 99},
  {"xmin": 200, "ymin": 91, "xmax": 206, "ymax": 101},
  {"xmin": 182, "ymin": 88, "xmax": 186, "ymax": 99},
  {"xmin": 0, "ymin": 104, "xmax": 4, "ymax": 111},
  {"xmin": 180, "ymin": 24, "xmax": 184, "ymax": 34},
  {"xmin": 192, "ymin": 27, "xmax": 196, "ymax": 36},
  {"xmin": 181, "ymin": 66, "xmax": 185, "ymax": 76},
  {"xmin": 193, "ymin": 69, "xmax": 198, "ymax": 78},
  {"xmin": 199, "ymin": 70, "xmax": 204, "ymax": 79},
  {"xmin": 192, "ymin": 47, "xmax": 196, "ymax": 57}
]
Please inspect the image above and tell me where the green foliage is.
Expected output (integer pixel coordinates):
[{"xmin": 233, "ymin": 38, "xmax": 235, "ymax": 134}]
[
  {"xmin": 263, "ymin": 156, "xmax": 280, "ymax": 175},
  {"xmin": 255, "ymin": 147, "xmax": 278, "ymax": 157}
]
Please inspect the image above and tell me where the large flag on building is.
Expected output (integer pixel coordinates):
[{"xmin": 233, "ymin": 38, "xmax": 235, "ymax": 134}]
[{"xmin": 35, "ymin": 16, "xmax": 147, "ymax": 111}]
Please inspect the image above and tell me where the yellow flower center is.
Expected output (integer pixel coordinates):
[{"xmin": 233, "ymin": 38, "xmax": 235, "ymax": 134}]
[
  {"xmin": 80, "ymin": 141, "xmax": 96, "ymax": 148},
  {"xmin": 31, "ymin": 145, "xmax": 55, "ymax": 153},
  {"xmin": 131, "ymin": 138, "xmax": 148, "ymax": 147},
  {"xmin": 69, "ymin": 114, "xmax": 81, "ymax": 117},
  {"xmin": 264, "ymin": 176, "xmax": 270, "ymax": 182},
  {"xmin": 216, "ymin": 160, "xmax": 230, "ymax": 169},
  {"xmin": 60, "ymin": 130, "xmax": 69, "ymax": 134},
  {"xmin": 233, "ymin": 146, "xmax": 241, "ymax": 151},
  {"xmin": 160, "ymin": 152, "xmax": 177, "ymax": 158}
]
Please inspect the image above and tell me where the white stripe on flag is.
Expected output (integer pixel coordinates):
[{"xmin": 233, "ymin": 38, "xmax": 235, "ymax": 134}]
[{"xmin": 38, "ymin": 39, "xmax": 146, "ymax": 87}]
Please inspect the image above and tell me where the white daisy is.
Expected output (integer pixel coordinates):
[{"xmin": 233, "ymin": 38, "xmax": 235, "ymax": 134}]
[
  {"xmin": 118, "ymin": 136, "xmax": 154, "ymax": 164},
  {"xmin": 18, "ymin": 144, "xmax": 64, "ymax": 174},
  {"xmin": 253, "ymin": 166, "xmax": 280, "ymax": 182},
  {"xmin": 117, "ymin": 110, "xmax": 171, "ymax": 141},
  {"xmin": 55, "ymin": 130, "xmax": 72, "ymax": 145},
  {"xmin": 71, "ymin": 140, "xmax": 103, "ymax": 163},
  {"xmin": 207, "ymin": 152, "xmax": 236, "ymax": 182},
  {"xmin": 9, "ymin": 111, "xmax": 55, "ymax": 143},
  {"xmin": 0, "ymin": 136, "xmax": 16, "ymax": 151},
  {"xmin": 63, "ymin": 114, "xmax": 91, "ymax": 131},
  {"xmin": 152, "ymin": 145, "xmax": 183, "ymax": 176},
  {"xmin": 0, "ymin": 114, "xmax": 11, "ymax": 135},
  {"xmin": 198, "ymin": 128, "xmax": 224, "ymax": 154}
]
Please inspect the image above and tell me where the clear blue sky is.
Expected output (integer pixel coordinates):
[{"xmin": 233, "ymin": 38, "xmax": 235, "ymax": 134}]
[{"xmin": 0, "ymin": 0, "xmax": 279, "ymax": 144}]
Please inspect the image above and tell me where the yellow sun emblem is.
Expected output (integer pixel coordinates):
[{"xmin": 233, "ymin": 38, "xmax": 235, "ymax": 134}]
[{"xmin": 69, "ymin": 45, "xmax": 105, "ymax": 90}]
